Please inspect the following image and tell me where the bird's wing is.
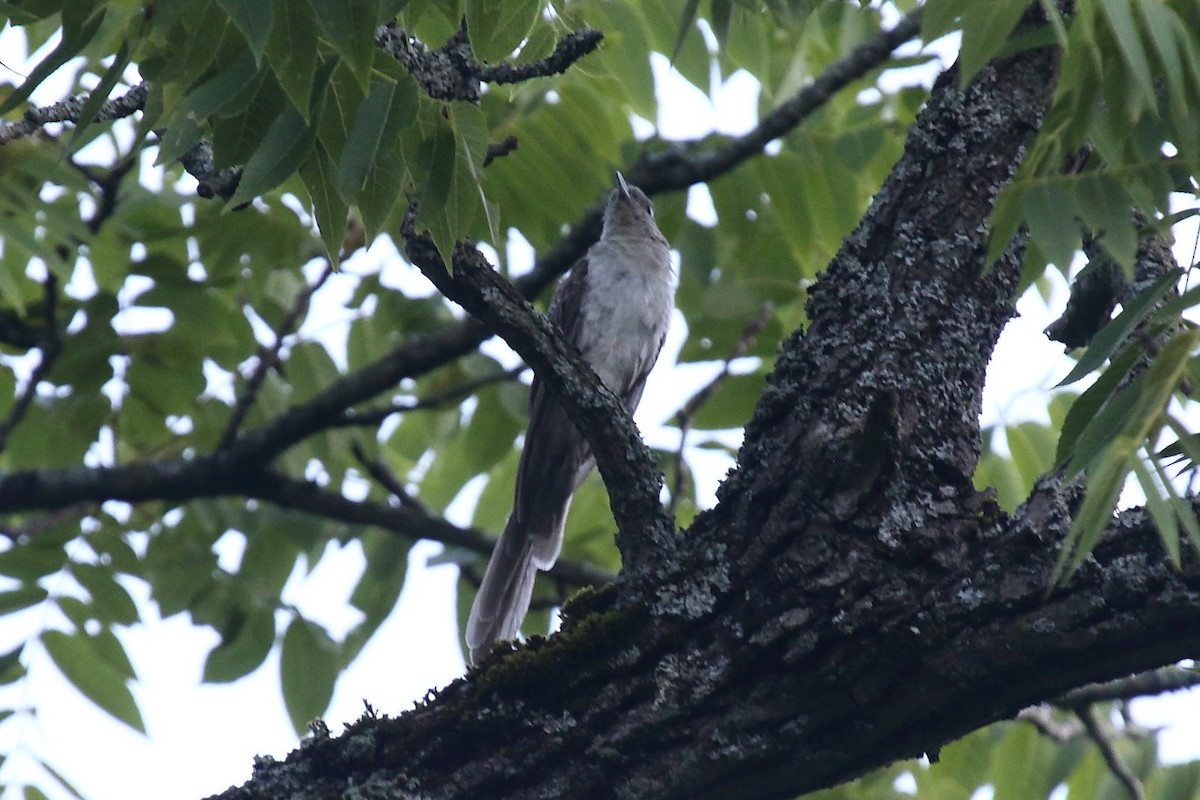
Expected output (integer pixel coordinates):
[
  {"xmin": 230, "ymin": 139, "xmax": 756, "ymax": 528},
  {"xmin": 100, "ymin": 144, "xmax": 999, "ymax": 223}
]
[
  {"xmin": 511, "ymin": 258, "xmax": 594, "ymax": 564},
  {"xmin": 616, "ymin": 327, "xmax": 667, "ymax": 412}
]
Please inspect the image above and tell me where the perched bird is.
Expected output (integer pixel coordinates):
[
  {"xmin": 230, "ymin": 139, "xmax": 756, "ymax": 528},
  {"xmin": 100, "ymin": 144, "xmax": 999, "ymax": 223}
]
[{"xmin": 465, "ymin": 173, "xmax": 675, "ymax": 664}]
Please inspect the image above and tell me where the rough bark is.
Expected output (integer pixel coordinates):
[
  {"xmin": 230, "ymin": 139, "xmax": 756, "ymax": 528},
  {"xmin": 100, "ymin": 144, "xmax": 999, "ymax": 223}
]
[{"xmin": 207, "ymin": 29, "xmax": 1200, "ymax": 800}]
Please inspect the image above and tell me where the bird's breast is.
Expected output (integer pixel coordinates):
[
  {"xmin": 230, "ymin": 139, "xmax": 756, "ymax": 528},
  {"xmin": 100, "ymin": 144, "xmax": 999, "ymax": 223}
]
[{"xmin": 577, "ymin": 238, "xmax": 674, "ymax": 390}]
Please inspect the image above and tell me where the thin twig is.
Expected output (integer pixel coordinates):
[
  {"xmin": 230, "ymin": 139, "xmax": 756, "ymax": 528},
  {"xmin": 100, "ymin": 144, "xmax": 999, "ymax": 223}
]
[
  {"xmin": 68, "ymin": 153, "xmax": 138, "ymax": 233},
  {"xmin": 332, "ymin": 366, "xmax": 525, "ymax": 428},
  {"xmin": 0, "ymin": 275, "xmax": 61, "ymax": 455},
  {"xmin": 218, "ymin": 264, "xmax": 335, "ymax": 449},
  {"xmin": 630, "ymin": 8, "xmax": 925, "ymax": 195},
  {"xmin": 0, "ymin": 81, "xmax": 149, "ymax": 146},
  {"xmin": 668, "ymin": 303, "xmax": 772, "ymax": 514},
  {"xmin": 350, "ymin": 441, "xmax": 428, "ymax": 514},
  {"xmin": 1075, "ymin": 705, "xmax": 1146, "ymax": 800},
  {"xmin": 0, "ymin": 503, "xmax": 90, "ymax": 541},
  {"xmin": 247, "ymin": 471, "xmax": 611, "ymax": 588},
  {"xmin": 1057, "ymin": 665, "xmax": 1200, "ymax": 706},
  {"xmin": 1017, "ymin": 705, "xmax": 1082, "ymax": 741},
  {"xmin": 177, "ymin": 138, "xmax": 243, "ymax": 201},
  {"xmin": 375, "ymin": 21, "xmax": 603, "ymax": 103},
  {"xmin": 483, "ymin": 136, "xmax": 518, "ymax": 167},
  {"xmin": 515, "ymin": 8, "xmax": 927, "ymax": 295}
]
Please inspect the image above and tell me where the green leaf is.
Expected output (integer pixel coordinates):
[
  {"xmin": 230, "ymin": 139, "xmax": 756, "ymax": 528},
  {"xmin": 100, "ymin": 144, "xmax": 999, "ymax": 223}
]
[
  {"xmin": 0, "ymin": 645, "xmax": 24, "ymax": 681},
  {"xmin": 208, "ymin": 73, "xmax": 290, "ymax": 168},
  {"xmin": 1052, "ymin": 440, "xmax": 1133, "ymax": 585},
  {"xmin": 957, "ymin": 0, "xmax": 1028, "ymax": 85},
  {"xmin": 922, "ymin": 0, "xmax": 969, "ymax": 41},
  {"xmin": 300, "ymin": 143, "xmax": 350, "ymax": 262},
  {"xmin": 1063, "ymin": 372, "xmax": 1143, "ymax": 476},
  {"xmin": 1005, "ymin": 421, "xmax": 1056, "ymax": 494},
  {"xmin": 0, "ymin": 5, "xmax": 106, "ymax": 115},
  {"xmin": 1123, "ymin": 327, "xmax": 1200, "ymax": 444},
  {"xmin": 1133, "ymin": 456, "xmax": 1178, "ymax": 567},
  {"xmin": 227, "ymin": 105, "xmax": 315, "ymax": 207},
  {"xmin": 1056, "ymin": 342, "xmax": 1139, "ymax": 467},
  {"xmin": 337, "ymin": 78, "xmax": 403, "ymax": 198},
  {"xmin": 1055, "ymin": 271, "xmax": 1177, "ymax": 387},
  {"xmin": 689, "ymin": 372, "xmax": 765, "ymax": 430},
  {"xmin": 41, "ymin": 630, "xmax": 145, "ymax": 733},
  {"xmin": 466, "ymin": 0, "xmax": 541, "ymax": 63},
  {"xmin": 1098, "ymin": 0, "xmax": 1156, "ymax": 117},
  {"xmin": 89, "ymin": 627, "xmax": 137, "ymax": 679},
  {"xmin": 710, "ymin": 0, "xmax": 733, "ymax": 50},
  {"xmin": 0, "ymin": 543, "xmax": 66, "ymax": 581},
  {"xmin": 66, "ymin": 41, "xmax": 133, "ymax": 154},
  {"xmin": 71, "ymin": 563, "xmax": 139, "ymax": 626},
  {"xmin": 1072, "ymin": 174, "xmax": 1137, "ymax": 272},
  {"xmin": 343, "ymin": 531, "xmax": 408, "ymax": 662},
  {"xmin": 0, "ymin": 586, "xmax": 48, "ymax": 614},
  {"xmin": 156, "ymin": 48, "xmax": 260, "ymax": 162},
  {"xmin": 668, "ymin": 0, "xmax": 702, "ymax": 64},
  {"xmin": 218, "ymin": 0, "xmax": 274, "ymax": 62},
  {"xmin": 280, "ymin": 617, "xmax": 341, "ymax": 733},
  {"xmin": 305, "ymin": 0, "xmax": 379, "ymax": 90},
  {"xmin": 451, "ymin": 103, "xmax": 498, "ymax": 245},
  {"xmin": 265, "ymin": 0, "xmax": 320, "ymax": 118},
  {"xmin": 1022, "ymin": 180, "xmax": 1080, "ymax": 270},
  {"xmin": 986, "ymin": 182, "xmax": 1026, "ymax": 269},
  {"xmin": 203, "ymin": 610, "xmax": 277, "ymax": 683},
  {"xmin": 38, "ymin": 758, "xmax": 87, "ymax": 800}
]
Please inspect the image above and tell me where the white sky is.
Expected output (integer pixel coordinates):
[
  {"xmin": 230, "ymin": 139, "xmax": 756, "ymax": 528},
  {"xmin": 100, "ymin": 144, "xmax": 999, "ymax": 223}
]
[{"xmin": 0, "ymin": 13, "xmax": 1198, "ymax": 800}]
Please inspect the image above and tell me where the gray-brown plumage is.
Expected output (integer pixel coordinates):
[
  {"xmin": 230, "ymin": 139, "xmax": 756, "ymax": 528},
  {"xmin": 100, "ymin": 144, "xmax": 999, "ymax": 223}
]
[{"xmin": 465, "ymin": 174, "xmax": 675, "ymax": 664}]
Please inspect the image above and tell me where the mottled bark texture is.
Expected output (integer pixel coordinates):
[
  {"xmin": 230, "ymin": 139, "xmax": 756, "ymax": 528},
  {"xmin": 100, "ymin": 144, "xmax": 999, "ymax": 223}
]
[{"xmin": 208, "ymin": 34, "xmax": 1200, "ymax": 800}]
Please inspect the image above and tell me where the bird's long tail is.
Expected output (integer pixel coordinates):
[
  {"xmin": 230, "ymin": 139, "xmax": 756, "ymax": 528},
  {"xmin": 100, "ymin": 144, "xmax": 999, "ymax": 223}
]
[{"xmin": 465, "ymin": 511, "xmax": 565, "ymax": 664}]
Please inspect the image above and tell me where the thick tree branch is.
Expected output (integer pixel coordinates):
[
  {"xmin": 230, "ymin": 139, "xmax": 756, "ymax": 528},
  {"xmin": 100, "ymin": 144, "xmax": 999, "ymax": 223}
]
[
  {"xmin": 206, "ymin": 20, "xmax": 1157, "ymax": 800},
  {"xmin": 208, "ymin": 502, "xmax": 1200, "ymax": 800}
]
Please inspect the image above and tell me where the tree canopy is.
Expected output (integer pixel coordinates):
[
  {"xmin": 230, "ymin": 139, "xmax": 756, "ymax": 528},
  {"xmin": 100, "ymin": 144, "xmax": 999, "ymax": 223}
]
[{"xmin": 1, "ymin": 0, "xmax": 1200, "ymax": 799}]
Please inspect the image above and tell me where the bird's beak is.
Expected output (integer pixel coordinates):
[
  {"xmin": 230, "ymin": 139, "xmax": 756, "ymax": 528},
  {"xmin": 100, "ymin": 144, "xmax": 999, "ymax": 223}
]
[{"xmin": 616, "ymin": 171, "xmax": 631, "ymax": 199}]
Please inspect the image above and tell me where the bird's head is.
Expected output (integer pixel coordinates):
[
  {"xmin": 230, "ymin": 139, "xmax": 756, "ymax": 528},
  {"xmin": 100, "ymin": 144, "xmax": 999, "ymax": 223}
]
[{"xmin": 602, "ymin": 172, "xmax": 660, "ymax": 239}]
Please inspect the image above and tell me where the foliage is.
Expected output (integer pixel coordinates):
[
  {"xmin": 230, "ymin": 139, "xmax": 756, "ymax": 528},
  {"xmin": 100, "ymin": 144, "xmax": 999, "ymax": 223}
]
[{"xmin": 0, "ymin": 0, "xmax": 1198, "ymax": 799}]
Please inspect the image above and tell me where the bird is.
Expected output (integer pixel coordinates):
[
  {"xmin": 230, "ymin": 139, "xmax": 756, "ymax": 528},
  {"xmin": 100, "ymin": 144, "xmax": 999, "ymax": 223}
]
[{"xmin": 465, "ymin": 173, "xmax": 675, "ymax": 664}]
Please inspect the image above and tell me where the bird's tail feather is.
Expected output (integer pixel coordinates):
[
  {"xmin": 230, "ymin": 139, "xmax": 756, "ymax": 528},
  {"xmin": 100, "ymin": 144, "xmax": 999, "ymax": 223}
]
[{"xmin": 466, "ymin": 511, "xmax": 564, "ymax": 664}]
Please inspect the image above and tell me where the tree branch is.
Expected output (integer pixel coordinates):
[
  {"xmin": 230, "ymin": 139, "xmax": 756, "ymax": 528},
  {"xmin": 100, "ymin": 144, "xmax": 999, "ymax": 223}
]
[
  {"xmin": 1075, "ymin": 704, "xmax": 1146, "ymax": 800},
  {"xmin": 331, "ymin": 366, "xmax": 524, "ymax": 428},
  {"xmin": 246, "ymin": 472, "xmax": 610, "ymax": 588},
  {"xmin": 219, "ymin": 264, "xmax": 335, "ymax": 449},
  {"xmin": 627, "ymin": 8, "xmax": 925, "ymax": 195},
  {"xmin": 0, "ymin": 81, "xmax": 149, "ymax": 146},
  {"xmin": 197, "ymin": 13, "xmax": 1200, "ymax": 800},
  {"xmin": 374, "ymin": 21, "xmax": 603, "ymax": 102},
  {"xmin": 1057, "ymin": 665, "xmax": 1200, "ymax": 706},
  {"xmin": 400, "ymin": 214, "xmax": 674, "ymax": 569},
  {"xmin": 514, "ymin": 7, "xmax": 926, "ymax": 295}
]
